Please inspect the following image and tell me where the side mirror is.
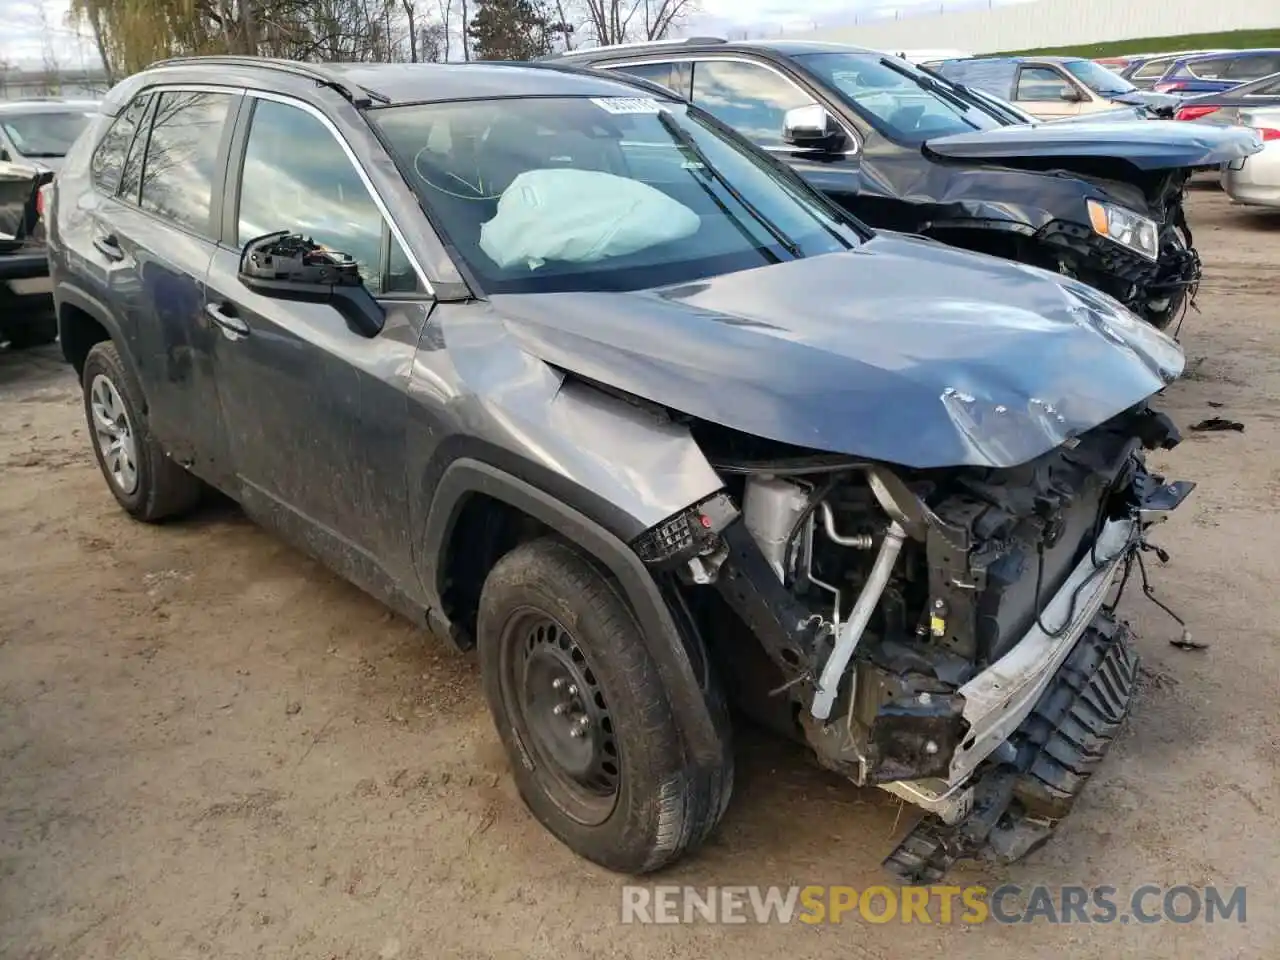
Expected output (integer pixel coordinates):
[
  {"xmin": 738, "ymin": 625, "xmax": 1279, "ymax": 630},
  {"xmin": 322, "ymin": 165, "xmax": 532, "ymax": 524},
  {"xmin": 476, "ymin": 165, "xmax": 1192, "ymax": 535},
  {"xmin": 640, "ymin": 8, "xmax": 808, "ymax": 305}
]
[
  {"xmin": 1060, "ymin": 85, "xmax": 1088, "ymax": 102},
  {"xmin": 783, "ymin": 103, "xmax": 847, "ymax": 152},
  {"xmin": 238, "ymin": 231, "xmax": 384, "ymax": 338}
]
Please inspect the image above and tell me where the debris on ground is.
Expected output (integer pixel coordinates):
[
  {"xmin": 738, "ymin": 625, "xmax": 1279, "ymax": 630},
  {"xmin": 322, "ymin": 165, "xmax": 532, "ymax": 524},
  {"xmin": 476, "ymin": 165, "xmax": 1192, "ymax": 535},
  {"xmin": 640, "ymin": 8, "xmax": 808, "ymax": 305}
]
[{"xmin": 1189, "ymin": 417, "xmax": 1244, "ymax": 433}]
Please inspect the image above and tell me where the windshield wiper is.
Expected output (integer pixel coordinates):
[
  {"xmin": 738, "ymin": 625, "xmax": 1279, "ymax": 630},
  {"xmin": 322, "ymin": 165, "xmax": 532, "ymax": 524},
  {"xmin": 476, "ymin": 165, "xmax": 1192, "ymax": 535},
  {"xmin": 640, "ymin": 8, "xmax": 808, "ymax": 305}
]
[
  {"xmin": 656, "ymin": 109, "xmax": 803, "ymax": 259},
  {"xmin": 878, "ymin": 57, "xmax": 978, "ymax": 114},
  {"xmin": 918, "ymin": 63, "xmax": 981, "ymax": 101}
]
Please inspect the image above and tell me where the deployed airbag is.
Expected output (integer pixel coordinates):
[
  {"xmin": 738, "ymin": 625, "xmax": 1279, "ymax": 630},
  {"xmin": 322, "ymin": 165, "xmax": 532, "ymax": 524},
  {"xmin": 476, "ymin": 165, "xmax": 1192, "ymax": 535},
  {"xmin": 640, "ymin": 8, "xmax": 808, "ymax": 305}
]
[{"xmin": 479, "ymin": 168, "xmax": 701, "ymax": 270}]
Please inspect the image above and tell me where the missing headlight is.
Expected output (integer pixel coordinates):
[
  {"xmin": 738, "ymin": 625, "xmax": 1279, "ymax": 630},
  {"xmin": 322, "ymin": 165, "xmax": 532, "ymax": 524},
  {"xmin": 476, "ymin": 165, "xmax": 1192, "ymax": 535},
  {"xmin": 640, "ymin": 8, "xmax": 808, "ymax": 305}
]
[{"xmin": 631, "ymin": 492, "xmax": 738, "ymax": 568}]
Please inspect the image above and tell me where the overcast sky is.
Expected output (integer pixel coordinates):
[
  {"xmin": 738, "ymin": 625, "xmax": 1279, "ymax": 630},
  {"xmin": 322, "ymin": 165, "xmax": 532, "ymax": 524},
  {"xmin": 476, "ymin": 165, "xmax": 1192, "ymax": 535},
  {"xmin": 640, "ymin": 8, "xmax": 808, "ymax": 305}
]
[{"xmin": 1, "ymin": 0, "xmax": 1028, "ymax": 69}]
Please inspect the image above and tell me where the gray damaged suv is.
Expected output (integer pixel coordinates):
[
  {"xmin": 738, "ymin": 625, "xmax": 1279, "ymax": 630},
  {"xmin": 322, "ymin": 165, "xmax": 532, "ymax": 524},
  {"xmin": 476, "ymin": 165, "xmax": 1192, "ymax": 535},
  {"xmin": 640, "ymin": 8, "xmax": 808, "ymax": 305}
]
[{"xmin": 48, "ymin": 56, "xmax": 1194, "ymax": 881}]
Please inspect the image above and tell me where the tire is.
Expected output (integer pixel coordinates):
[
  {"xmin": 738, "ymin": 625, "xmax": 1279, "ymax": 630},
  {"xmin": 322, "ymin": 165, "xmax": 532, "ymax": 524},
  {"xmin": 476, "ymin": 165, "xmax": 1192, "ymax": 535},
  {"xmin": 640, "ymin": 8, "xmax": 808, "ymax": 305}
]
[
  {"xmin": 478, "ymin": 536, "xmax": 731, "ymax": 873},
  {"xmin": 4, "ymin": 310, "xmax": 57, "ymax": 349},
  {"xmin": 81, "ymin": 340, "xmax": 203, "ymax": 522}
]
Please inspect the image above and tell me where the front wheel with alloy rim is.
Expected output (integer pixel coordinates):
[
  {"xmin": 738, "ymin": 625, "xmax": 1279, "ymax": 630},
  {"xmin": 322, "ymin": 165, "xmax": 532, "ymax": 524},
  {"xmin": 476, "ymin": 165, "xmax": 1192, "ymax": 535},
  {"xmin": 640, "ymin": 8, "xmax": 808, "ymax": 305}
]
[
  {"xmin": 81, "ymin": 341, "xmax": 203, "ymax": 522},
  {"xmin": 478, "ymin": 536, "xmax": 732, "ymax": 873}
]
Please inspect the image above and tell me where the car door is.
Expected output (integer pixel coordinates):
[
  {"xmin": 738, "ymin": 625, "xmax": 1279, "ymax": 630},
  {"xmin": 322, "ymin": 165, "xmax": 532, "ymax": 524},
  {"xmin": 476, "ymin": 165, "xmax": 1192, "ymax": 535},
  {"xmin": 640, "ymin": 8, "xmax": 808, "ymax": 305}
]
[
  {"xmin": 203, "ymin": 92, "xmax": 429, "ymax": 600},
  {"xmin": 604, "ymin": 56, "xmax": 858, "ymax": 193},
  {"xmin": 1014, "ymin": 65, "xmax": 1083, "ymax": 118},
  {"xmin": 683, "ymin": 58, "xmax": 865, "ymax": 202},
  {"xmin": 1175, "ymin": 56, "xmax": 1233, "ymax": 93},
  {"xmin": 86, "ymin": 87, "xmax": 240, "ymax": 482}
]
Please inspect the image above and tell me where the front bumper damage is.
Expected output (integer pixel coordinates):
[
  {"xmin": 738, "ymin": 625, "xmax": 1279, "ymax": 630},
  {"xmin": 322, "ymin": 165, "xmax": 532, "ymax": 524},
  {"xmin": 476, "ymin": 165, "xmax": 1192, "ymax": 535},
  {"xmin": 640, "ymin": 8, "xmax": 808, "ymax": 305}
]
[
  {"xmin": 638, "ymin": 403, "xmax": 1193, "ymax": 882},
  {"xmin": 885, "ymin": 610, "xmax": 1138, "ymax": 881},
  {"xmin": 878, "ymin": 515, "xmax": 1136, "ymax": 819},
  {"xmin": 816, "ymin": 474, "xmax": 1193, "ymax": 881}
]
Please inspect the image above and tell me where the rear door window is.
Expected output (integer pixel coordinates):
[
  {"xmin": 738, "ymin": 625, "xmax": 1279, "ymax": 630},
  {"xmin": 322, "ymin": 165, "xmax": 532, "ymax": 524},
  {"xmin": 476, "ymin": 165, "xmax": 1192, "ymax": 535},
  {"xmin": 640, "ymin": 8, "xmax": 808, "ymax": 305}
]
[
  {"xmin": 1016, "ymin": 66, "xmax": 1069, "ymax": 101},
  {"xmin": 90, "ymin": 94, "xmax": 150, "ymax": 195},
  {"xmin": 118, "ymin": 102, "xmax": 153, "ymax": 204},
  {"xmin": 139, "ymin": 90, "xmax": 236, "ymax": 237},
  {"xmin": 1228, "ymin": 55, "xmax": 1280, "ymax": 81},
  {"xmin": 1133, "ymin": 58, "xmax": 1172, "ymax": 80},
  {"xmin": 1187, "ymin": 58, "xmax": 1231, "ymax": 80}
]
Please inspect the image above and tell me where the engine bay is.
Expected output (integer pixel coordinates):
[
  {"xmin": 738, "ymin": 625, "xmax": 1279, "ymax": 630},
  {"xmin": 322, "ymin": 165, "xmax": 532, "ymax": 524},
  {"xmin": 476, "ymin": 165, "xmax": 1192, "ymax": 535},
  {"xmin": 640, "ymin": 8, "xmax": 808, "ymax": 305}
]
[{"xmin": 634, "ymin": 401, "xmax": 1188, "ymax": 790}]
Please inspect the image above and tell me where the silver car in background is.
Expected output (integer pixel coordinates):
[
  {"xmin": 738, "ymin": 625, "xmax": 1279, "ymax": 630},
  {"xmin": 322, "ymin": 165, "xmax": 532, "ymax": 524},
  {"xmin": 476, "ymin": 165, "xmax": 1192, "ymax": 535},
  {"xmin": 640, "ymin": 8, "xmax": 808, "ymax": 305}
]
[
  {"xmin": 0, "ymin": 99, "xmax": 97, "ymax": 173},
  {"xmin": 1224, "ymin": 107, "xmax": 1280, "ymax": 207}
]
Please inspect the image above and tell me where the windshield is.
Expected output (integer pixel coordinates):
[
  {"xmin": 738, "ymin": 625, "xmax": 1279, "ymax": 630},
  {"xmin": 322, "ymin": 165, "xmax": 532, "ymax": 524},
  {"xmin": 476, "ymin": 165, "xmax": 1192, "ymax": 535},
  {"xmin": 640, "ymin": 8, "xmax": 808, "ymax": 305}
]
[
  {"xmin": 370, "ymin": 97, "xmax": 864, "ymax": 295},
  {"xmin": 1062, "ymin": 60, "xmax": 1137, "ymax": 96},
  {"xmin": 1, "ymin": 110, "xmax": 92, "ymax": 158},
  {"xmin": 794, "ymin": 52, "xmax": 1005, "ymax": 142}
]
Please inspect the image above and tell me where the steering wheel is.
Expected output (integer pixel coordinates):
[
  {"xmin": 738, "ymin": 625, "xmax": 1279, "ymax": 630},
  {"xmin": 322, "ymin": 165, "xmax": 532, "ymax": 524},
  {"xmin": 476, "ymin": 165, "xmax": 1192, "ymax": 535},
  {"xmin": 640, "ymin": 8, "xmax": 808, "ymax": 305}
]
[{"xmin": 412, "ymin": 142, "xmax": 504, "ymax": 202}]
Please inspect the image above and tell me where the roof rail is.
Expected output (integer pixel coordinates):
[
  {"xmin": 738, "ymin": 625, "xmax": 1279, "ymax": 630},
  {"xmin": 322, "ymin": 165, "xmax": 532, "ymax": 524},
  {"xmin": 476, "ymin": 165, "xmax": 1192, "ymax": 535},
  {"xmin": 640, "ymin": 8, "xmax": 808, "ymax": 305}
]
[
  {"xmin": 145, "ymin": 55, "xmax": 390, "ymax": 106},
  {"xmin": 570, "ymin": 36, "xmax": 726, "ymax": 54},
  {"xmin": 493, "ymin": 59, "xmax": 685, "ymax": 100}
]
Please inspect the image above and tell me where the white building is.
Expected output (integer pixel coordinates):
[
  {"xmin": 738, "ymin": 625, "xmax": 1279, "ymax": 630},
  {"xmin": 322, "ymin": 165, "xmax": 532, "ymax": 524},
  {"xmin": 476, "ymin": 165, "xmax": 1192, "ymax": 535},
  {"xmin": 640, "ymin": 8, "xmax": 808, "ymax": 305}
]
[{"xmin": 790, "ymin": 0, "xmax": 1276, "ymax": 56}]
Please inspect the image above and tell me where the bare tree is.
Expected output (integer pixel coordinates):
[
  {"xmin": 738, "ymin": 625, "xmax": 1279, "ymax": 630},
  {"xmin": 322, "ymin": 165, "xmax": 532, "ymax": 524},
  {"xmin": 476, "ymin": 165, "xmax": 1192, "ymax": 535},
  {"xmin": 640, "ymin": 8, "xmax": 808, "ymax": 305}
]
[
  {"xmin": 549, "ymin": 0, "xmax": 578, "ymax": 50},
  {"xmin": 581, "ymin": 0, "xmax": 694, "ymax": 45},
  {"xmin": 77, "ymin": 2, "xmax": 116, "ymax": 83},
  {"xmin": 418, "ymin": 20, "xmax": 446, "ymax": 61},
  {"xmin": 435, "ymin": 0, "xmax": 452, "ymax": 60},
  {"xmin": 70, "ymin": 0, "xmax": 488, "ymax": 70},
  {"xmin": 34, "ymin": 2, "xmax": 64, "ymax": 94},
  {"xmin": 402, "ymin": 0, "xmax": 418, "ymax": 60}
]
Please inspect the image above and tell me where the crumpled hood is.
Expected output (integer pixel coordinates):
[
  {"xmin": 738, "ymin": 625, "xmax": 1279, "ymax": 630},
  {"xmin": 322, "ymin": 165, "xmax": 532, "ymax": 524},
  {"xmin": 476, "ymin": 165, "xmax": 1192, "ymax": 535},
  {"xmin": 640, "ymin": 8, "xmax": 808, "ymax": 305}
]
[
  {"xmin": 492, "ymin": 233, "xmax": 1185, "ymax": 469},
  {"xmin": 1051, "ymin": 105, "xmax": 1148, "ymax": 124},
  {"xmin": 1109, "ymin": 89, "xmax": 1183, "ymax": 115},
  {"xmin": 925, "ymin": 119, "xmax": 1262, "ymax": 171}
]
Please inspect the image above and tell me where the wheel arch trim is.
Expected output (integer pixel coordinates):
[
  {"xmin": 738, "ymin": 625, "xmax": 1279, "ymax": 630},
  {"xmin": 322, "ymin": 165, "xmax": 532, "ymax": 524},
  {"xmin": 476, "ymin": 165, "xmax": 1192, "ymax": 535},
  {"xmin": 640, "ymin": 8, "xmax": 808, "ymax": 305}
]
[
  {"xmin": 422, "ymin": 457, "xmax": 725, "ymax": 764},
  {"xmin": 55, "ymin": 283, "xmax": 144, "ymax": 389}
]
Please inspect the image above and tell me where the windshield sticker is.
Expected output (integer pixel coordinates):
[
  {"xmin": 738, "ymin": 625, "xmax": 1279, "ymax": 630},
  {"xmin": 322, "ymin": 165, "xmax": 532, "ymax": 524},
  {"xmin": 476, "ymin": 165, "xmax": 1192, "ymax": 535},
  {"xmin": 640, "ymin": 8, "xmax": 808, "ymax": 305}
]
[{"xmin": 590, "ymin": 97, "xmax": 663, "ymax": 114}]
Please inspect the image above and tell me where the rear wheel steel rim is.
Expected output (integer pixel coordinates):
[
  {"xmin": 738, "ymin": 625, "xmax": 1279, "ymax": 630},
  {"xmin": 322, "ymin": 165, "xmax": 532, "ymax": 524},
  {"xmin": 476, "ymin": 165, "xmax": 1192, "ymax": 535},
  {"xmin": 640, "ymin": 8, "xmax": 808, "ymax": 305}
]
[
  {"xmin": 501, "ymin": 608, "xmax": 620, "ymax": 826},
  {"xmin": 89, "ymin": 374, "xmax": 138, "ymax": 495}
]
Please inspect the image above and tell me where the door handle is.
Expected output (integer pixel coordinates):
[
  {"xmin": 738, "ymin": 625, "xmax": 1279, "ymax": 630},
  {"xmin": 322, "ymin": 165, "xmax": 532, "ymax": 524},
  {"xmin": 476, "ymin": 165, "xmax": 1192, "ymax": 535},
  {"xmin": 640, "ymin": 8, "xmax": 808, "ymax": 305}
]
[
  {"xmin": 93, "ymin": 233, "xmax": 124, "ymax": 261},
  {"xmin": 205, "ymin": 302, "xmax": 250, "ymax": 339}
]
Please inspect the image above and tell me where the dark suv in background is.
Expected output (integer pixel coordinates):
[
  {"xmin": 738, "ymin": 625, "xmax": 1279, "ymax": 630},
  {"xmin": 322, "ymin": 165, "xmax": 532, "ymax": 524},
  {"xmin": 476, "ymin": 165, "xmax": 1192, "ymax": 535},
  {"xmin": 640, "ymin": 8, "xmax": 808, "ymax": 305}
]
[
  {"xmin": 1, "ymin": 159, "xmax": 57, "ymax": 348},
  {"xmin": 554, "ymin": 39, "xmax": 1260, "ymax": 329},
  {"xmin": 47, "ymin": 55, "xmax": 1193, "ymax": 882},
  {"xmin": 0, "ymin": 100, "xmax": 96, "ymax": 348}
]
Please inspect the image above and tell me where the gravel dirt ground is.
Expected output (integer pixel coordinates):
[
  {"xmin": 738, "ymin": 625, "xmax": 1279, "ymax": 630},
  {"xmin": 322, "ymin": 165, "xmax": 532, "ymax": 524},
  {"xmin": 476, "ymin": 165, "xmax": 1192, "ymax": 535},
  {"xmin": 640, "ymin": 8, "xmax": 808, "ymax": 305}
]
[{"xmin": 2, "ymin": 188, "xmax": 1278, "ymax": 960}]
